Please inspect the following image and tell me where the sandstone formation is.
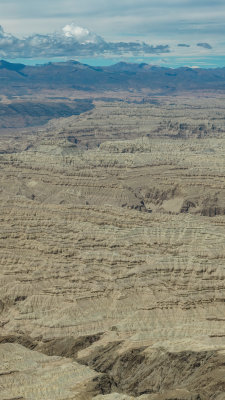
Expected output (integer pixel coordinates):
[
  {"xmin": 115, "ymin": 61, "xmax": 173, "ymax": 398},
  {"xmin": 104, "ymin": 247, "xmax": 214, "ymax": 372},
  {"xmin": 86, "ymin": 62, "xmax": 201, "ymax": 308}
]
[{"xmin": 1, "ymin": 97, "xmax": 225, "ymax": 399}]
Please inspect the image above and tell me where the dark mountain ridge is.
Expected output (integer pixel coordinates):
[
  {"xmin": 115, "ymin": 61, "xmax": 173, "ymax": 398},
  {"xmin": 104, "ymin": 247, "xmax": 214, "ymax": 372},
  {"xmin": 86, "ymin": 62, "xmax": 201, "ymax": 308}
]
[{"xmin": 1, "ymin": 59, "xmax": 225, "ymax": 94}]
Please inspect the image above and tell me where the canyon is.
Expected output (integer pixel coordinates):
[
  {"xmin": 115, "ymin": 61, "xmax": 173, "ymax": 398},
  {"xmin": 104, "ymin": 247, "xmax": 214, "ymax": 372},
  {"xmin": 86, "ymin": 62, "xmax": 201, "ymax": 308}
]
[{"xmin": 1, "ymin": 68, "xmax": 225, "ymax": 399}]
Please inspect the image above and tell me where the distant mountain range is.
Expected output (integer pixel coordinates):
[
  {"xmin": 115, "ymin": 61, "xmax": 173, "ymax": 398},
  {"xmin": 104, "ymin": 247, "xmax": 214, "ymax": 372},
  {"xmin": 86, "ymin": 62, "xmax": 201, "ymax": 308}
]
[{"xmin": 1, "ymin": 60, "xmax": 225, "ymax": 95}]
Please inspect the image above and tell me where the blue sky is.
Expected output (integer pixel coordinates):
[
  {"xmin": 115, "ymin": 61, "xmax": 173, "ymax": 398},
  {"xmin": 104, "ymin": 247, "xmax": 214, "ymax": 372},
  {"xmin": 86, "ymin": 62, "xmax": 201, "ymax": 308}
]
[{"xmin": 0, "ymin": 0, "xmax": 225, "ymax": 67}]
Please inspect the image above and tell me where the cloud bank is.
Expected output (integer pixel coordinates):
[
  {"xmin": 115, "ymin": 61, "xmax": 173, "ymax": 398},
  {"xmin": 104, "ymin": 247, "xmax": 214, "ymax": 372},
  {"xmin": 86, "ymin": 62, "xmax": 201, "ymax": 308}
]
[
  {"xmin": 197, "ymin": 42, "xmax": 212, "ymax": 49},
  {"xmin": 0, "ymin": 24, "xmax": 170, "ymax": 59},
  {"xmin": 177, "ymin": 43, "xmax": 190, "ymax": 48}
]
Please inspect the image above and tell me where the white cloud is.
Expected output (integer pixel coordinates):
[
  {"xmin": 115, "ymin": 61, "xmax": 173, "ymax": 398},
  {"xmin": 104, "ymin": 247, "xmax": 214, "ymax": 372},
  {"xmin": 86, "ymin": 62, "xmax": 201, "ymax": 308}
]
[
  {"xmin": 0, "ymin": 24, "xmax": 170, "ymax": 59},
  {"xmin": 62, "ymin": 24, "xmax": 101, "ymax": 44}
]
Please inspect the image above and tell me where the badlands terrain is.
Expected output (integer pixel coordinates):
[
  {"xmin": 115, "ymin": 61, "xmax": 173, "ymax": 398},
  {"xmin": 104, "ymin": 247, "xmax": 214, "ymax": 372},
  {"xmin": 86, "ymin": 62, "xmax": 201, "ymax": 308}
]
[{"xmin": 1, "ymin": 92, "xmax": 225, "ymax": 399}]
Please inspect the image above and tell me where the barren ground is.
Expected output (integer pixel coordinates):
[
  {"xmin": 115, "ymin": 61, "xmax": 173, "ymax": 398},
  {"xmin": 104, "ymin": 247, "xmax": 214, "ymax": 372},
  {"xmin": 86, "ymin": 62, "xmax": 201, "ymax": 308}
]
[{"xmin": 1, "ymin": 96, "xmax": 225, "ymax": 399}]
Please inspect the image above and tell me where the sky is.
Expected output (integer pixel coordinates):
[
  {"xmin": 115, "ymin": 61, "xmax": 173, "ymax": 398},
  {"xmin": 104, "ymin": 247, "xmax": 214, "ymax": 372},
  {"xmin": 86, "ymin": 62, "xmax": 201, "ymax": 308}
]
[{"xmin": 1, "ymin": 0, "xmax": 225, "ymax": 68}]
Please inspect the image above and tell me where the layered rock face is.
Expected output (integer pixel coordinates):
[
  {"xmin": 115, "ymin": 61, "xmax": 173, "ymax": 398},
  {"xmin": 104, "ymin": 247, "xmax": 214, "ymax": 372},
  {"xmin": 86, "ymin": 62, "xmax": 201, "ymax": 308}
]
[{"xmin": 1, "ymin": 98, "xmax": 225, "ymax": 399}]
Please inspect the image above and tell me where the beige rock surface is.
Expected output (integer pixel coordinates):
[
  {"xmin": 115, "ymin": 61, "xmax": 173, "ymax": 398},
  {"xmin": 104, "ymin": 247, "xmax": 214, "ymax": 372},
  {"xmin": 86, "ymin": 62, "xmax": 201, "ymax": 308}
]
[
  {"xmin": 0, "ymin": 343, "xmax": 98, "ymax": 399},
  {"xmin": 1, "ymin": 97, "xmax": 225, "ymax": 399}
]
